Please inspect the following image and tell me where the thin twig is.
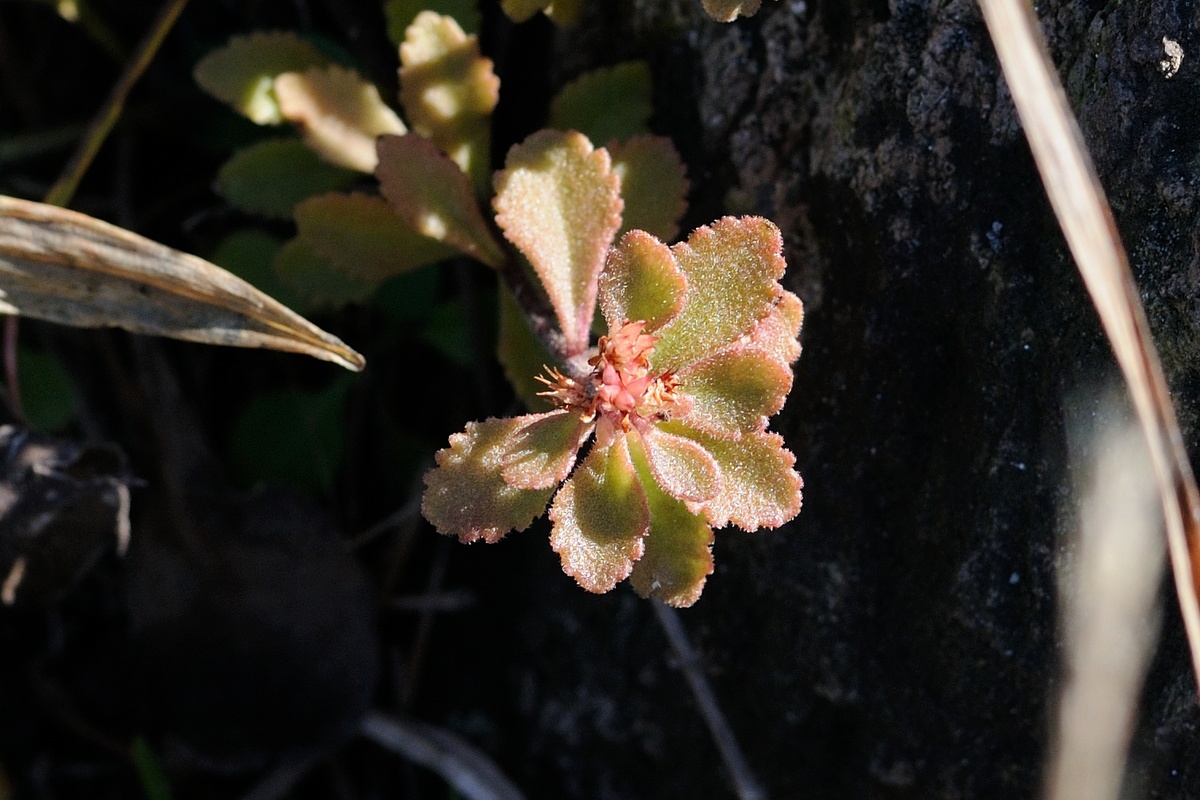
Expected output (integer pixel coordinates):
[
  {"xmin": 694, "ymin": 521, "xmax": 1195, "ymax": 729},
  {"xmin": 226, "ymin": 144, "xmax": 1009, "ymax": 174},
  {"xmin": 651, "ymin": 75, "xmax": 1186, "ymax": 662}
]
[
  {"xmin": 652, "ymin": 602, "xmax": 766, "ymax": 800},
  {"xmin": 44, "ymin": 0, "xmax": 191, "ymax": 208},
  {"xmin": 977, "ymin": 0, "xmax": 1200, "ymax": 692},
  {"xmin": 361, "ymin": 710, "xmax": 526, "ymax": 800}
]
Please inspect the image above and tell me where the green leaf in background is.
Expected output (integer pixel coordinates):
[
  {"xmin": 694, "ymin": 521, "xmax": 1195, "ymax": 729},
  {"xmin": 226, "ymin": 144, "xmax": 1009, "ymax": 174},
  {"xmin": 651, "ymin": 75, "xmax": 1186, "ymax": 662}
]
[
  {"xmin": 193, "ymin": 31, "xmax": 330, "ymax": 125},
  {"xmin": 549, "ymin": 62, "xmax": 653, "ymax": 145},
  {"xmin": 370, "ymin": 265, "xmax": 440, "ymax": 325},
  {"xmin": 294, "ymin": 193, "xmax": 457, "ymax": 285},
  {"xmin": 496, "ymin": 288, "xmax": 554, "ymax": 411},
  {"xmin": 420, "ymin": 299, "xmax": 474, "ymax": 366},
  {"xmin": 385, "ymin": 0, "xmax": 480, "ymax": 41},
  {"xmin": 17, "ymin": 347, "xmax": 76, "ymax": 432},
  {"xmin": 217, "ymin": 138, "xmax": 359, "ymax": 219},
  {"xmin": 610, "ymin": 135, "xmax": 689, "ymax": 242},
  {"xmin": 272, "ymin": 237, "xmax": 375, "ymax": 312},
  {"xmin": 209, "ymin": 229, "xmax": 302, "ymax": 309},
  {"xmin": 229, "ymin": 376, "xmax": 352, "ymax": 493},
  {"xmin": 131, "ymin": 737, "xmax": 174, "ymax": 800}
]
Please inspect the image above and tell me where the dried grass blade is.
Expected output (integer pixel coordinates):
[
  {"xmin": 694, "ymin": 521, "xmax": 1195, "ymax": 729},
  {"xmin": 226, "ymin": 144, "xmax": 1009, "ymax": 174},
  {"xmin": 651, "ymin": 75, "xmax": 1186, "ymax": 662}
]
[
  {"xmin": 977, "ymin": 0, "xmax": 1200, "ymax": 688},
  {"xmin": 0, "ymin": 196, "xmax": 364, "ymax": 371}
]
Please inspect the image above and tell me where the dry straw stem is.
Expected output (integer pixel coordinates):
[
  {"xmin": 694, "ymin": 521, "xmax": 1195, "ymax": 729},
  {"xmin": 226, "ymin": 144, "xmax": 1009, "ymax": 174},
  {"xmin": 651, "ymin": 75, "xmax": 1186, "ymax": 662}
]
[
  {"xmin": 1046, "ymin": 414, "xmax": 1164, "ymax": 800},
  {"xmin": 0, "ymin": 196, "xmax": 364, "ymax": 371},
  {"xmin": 977, "ymin": 0, "xmax": 1200, "ymax": 690}
]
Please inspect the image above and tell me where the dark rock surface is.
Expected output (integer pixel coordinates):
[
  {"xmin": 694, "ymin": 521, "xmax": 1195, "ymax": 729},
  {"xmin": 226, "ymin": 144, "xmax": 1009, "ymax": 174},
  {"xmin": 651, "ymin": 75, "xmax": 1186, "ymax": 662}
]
[{"xmin": 489, "ymin": 1, "xmax": 1200, "ymax": 797}]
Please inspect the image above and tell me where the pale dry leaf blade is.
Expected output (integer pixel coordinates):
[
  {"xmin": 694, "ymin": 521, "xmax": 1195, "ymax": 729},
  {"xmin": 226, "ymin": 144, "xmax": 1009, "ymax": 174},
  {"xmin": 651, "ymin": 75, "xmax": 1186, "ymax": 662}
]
[
  {"xmin": 0, "ymin": 196, "xmax": 364, "ymax": 371},
  {"xmin": 978, "ymin": 0, "xmax": 1200, "ymax": 692}
]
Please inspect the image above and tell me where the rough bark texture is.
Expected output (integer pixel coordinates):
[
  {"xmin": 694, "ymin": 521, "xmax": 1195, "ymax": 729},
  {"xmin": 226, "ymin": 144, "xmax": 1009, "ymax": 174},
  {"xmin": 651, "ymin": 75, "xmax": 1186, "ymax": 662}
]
[{"xmin": 486, "ymin": 1, "xmax": 1200, "ymax": 797}]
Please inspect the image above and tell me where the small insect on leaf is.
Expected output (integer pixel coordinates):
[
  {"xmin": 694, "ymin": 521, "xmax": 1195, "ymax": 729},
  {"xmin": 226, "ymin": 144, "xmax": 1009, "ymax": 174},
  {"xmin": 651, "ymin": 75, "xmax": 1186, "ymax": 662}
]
[{"xmin": 0, "ymin": 196, "xmax": 364, "ymax": 371}]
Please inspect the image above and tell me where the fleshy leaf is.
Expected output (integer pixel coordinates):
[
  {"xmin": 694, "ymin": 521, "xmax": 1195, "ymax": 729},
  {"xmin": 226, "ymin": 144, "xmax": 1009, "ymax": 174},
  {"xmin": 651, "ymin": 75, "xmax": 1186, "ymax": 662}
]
[
  {"xmin": 611, "ymin": 135, "xmax": 689, "ymax": 241},
  {"xmin": 745, "ymin": 289, "xmax": 804, "ymax": 366},
  {"xmin": 386, "ymin": 0, "xmax": 480, "ymax": 42},
  {"xmin": 399, "ymin": 12, "xmax": 499, "ymax": 194},
  {"xmin": 217, "ymin": 138, "xmax": 359, "ymax": 219},
  {"xmin": 662, "ymin": 422, "xmax": 802, "ymax": 531},
  {"xmin": 500, "ymin": 409, "xmax": 593, "ymax": 489},
  {"xmin": 549, "ymin": 62, "xmax": 653, "ymax": 146},
  {"xmin": 499, "ymin": 0, "xmax": 549, "ymax": 22},
  {"xmin": 628, "ymin": 438, "xmax": 714, "ymax": 607},
  {"xmin": 498, "ymin": 288, "xmax": 558, "ymax": 412},
  {"xmin": 651, "ymin": 216, "xmax": 785, "ymax": 373},
  {"xmin": 545, "ymin": 0, "xmax": 584, "ymax": 25},
  {"xmin": 272, "ymin": 237, "xmax": 374, "ymax": 312},
  {"xmin": 636, "ymin": 424, "xmax": 721, "ymax": 503},
  {"xmin": 294, "ymin": 193, "xmax": 455, "ymax": 286},
  {"xmin": 424, "ymin": 417, "xmax": 556, "ymax": 543},
  {"xmin": 493, "ymin": 130, "xmax": 622, "ymax": 354},
  {"xmin": 598, "ymin": 230, "xmax": 686, "ymax": 333},
  {"xmin": 375, "ymin": 134, "xmax": 504, "ymax": 267},
  {"xmin": 193, "ymin": 31, "xmax": 330, "ymax": 124},
  {"xmin": 676, "ymin": 348, "xmax": 793, "ymax": 437},
  {"xmin": 275, "ymin": 66, "xmax": 406, "ymax": 172},
  {"xmin": 702, "ymin": 0, "xmax": 763, "ymax": 22},
  {"xmin": 549, "ymin": 437, "xmax": 649, "ymax": 593},
  {"xmin": 210, "ymin": 229, "xmax": 302, "ymax": 310}
]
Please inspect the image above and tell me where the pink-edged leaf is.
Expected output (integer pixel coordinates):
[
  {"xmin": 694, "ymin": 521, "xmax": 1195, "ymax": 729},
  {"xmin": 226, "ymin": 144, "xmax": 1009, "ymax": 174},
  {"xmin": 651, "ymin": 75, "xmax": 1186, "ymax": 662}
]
[
  {"xmin": 598, "ymin": 230, "xmax": 686, "ymax": 334},
  {"xmin": 702, "ymin": 0, "xmax": 764, "ymax": 22},
  {"xmin": 275, "ymin": 66, "xmax": 406, "ymax": 172},
  {"xmin": 376, "ymin": 134, "xmax": 505, "ymax": 267},
  {"xmin": 744, "ymin": 289, "xmax": 804, "ymax": 366},
  {"xmin": 627, "ymin": 437, "xmax": 714, "ymax": 607},
  {"xmin": 548, "ymin": 436, "xmax": 649, "ymax": 593},
  {"xmin": 500, "ymin": 409, "xmax": 594, "ymax": 490},
  {"xmin": 193, "ymin": 31, "xmax": 330, "ymax": 124},
  {"xmin": 497, "ymin": 288, "xmax": 557, "ymax": 412},
  {"xmin": 676, "ymin": 347, "xmax": 793, "ymax": 437},
  {"xmin": 399, "ymin": 12, "xmax": 499, "ymax": 194},
  {"xmin": 651, "ymin": 216, "xmax": 785, "ymax": 373},
  {"xmin": 636, "ymin": 423, "xmax": 721, "ymax": 503},
  {"xmin": 610, "ymin": 135, "xmax": 688, "ymax": 242},
  {"xmin": 661, "ymin": 422, "xmax": 802, "ymax": 531},
  {"xmin": 493, "ymin": 130, "xmax": 622, "ymax": 354},
  {"xmin": 423, "ymin": 416, "xmax": 557, "ymax": 543},
  {"xmin": 294, "ymin": 193, "xmax": 456, "ymax": 285}
]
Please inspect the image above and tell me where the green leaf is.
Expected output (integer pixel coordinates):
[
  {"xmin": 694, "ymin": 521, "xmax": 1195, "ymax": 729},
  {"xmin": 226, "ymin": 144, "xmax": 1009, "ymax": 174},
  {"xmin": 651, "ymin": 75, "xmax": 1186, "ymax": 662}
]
[
  {"xmin": 627, "ymin": 437, "xmax": 714, "ymax": 608},
  {"xmin": 274, "ymin": 66, "xmax": 406, "ymax": 172},
  {"xmin": 497, "ymin": 288, "xmax": 557, "ymax": 412},
  {"xmin": 375, "ymin": 134, "xmax": 504, "ymax": 267},
  {"xmin": 636, "ymin": 424, "xmax": 721, "ymax": 503},
  {"xmin": 499, "ymin": 0, "xmax": 550, "ymax": 22},
  {"xmin": 217, "ymin": 138, "xmax": 359, "ymax": 219},
  {"xmin": 676, "ymin": 347, "xmax": 792, "ymax": 437},
  {"xmin": 550, "ymin": 62, "xmax": 653, "ymax": 145},
  {"xmin": 499, "ymin": 409, "xmax": 592, "ymax": 489},
  {"xmin": 294, "ymin": 193, "xmax": 456, "ymax": 286},
  {"xmin": 229, "ymin": 377, "xmax": 352, "ymax": 493},
  {"xmin": 398, "ymin": 12, "xmax": 499, "ymax": 194},
  {"xmin": 194, "ymin": 32, "xmax": 330, "ymax": 124},
  {"xmin": 420, "ymin": 299, "xmax": 473, "ymax": 365},
  {"xmin": 650, "ymin": 216, "xmax": 786, "ymax": 373},
  {"xmin": 131, "ymin": 736, "xmax": 174, "ymax": 800},
  {"xmin": 702, "ymin": 0, "xmax": 766, "ymax": 21},
  {"xmin": 209, "ymin": 229, "xmax": 303, "ymax": 309},
  {"xmin": 493, "ymin": 130, "xmax": 622, "ymax": 354},
  {"xmin": 370, "ymin": 265, "xmax": 441, "ymax": 324},
  {"xmin": 272, "ymin": 237, "xmax": 375, "ymax": 311},
  {"xmin": 548, "ymin": 436, "xmax": 649, "ymax": 593},
  {"xmin": 660, "ymin": 422, "xmax": 802, "ymax": 531},
  {"xmin": 610, "ymin": 135, "xmax": 688, "ymax": 241},
  {"xmin": 386, "ymin": 0, "xmax": 480, "ymax": 41},
  {"xmin": 17, "ymin": 348, "xmax": 76, "ymax": 432},
  {"xmin": 423, "ymin": 415, "xmax": 557, "ymax": 543},
  {"xmin": 598, "ymin": 229, "xmax": 686, "ymax": 332}
]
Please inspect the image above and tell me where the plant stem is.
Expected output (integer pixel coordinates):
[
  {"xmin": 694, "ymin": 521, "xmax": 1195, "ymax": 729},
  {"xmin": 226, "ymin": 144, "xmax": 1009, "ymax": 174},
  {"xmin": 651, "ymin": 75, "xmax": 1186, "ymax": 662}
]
[
  {"xmin": 44, "ymin": 0, "xmax": 191, "ymax": 208},
  {"xmin": 495, "ymin": 256, "xmax": 591, "ymax": 383}
]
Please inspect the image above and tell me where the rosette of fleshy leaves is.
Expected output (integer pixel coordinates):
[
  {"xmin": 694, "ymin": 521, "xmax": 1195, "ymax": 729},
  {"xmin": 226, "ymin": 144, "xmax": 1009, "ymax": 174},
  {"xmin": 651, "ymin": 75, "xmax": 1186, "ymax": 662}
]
[{"xmin": 423, "ymin": 139, "xmax": 804, "ymax": 605}]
